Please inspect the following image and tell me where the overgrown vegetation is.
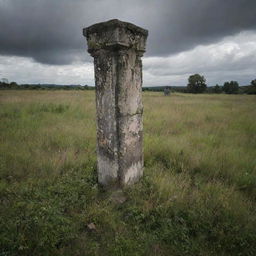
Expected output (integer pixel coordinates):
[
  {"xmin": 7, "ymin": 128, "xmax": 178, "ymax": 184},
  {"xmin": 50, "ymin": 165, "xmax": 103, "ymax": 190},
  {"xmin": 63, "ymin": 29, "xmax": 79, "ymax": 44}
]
[{"xmin": 0, "ymin": 91, "xmax": 256, "ymax": 255}]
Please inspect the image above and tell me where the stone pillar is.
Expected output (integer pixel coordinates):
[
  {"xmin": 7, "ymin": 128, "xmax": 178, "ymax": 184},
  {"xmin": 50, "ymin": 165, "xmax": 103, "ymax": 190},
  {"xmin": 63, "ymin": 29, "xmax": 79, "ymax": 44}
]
[{"xmin": 83, "ymin": 19, "xmax": 148, "ymax": 187}]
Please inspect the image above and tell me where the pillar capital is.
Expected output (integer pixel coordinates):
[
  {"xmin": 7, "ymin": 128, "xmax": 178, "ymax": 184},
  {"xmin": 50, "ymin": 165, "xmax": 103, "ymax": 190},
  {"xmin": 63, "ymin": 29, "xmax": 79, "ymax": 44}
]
[{"xmin": 83, "ymin": 19, "xmax": 148, "ymax": 56}]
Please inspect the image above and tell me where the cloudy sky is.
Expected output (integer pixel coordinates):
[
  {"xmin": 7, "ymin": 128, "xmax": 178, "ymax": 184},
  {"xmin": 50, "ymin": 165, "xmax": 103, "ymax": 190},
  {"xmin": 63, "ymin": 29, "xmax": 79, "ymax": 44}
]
[{"xmin": 0, "ymin": 0, "xmax": 255, "ymax": 86}]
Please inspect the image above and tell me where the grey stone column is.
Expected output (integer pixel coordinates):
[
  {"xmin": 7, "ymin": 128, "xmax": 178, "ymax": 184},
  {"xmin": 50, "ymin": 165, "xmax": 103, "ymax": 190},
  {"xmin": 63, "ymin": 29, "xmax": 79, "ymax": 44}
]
[{"xmin": 83, "ymin": 19, "xmax": 148, "ymax": 187}]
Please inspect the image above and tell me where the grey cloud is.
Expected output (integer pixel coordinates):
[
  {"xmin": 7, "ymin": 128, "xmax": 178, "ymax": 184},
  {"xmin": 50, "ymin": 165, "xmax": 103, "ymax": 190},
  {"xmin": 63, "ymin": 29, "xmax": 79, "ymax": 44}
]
[
  {"xmin": 0, "ymin": 0, "xmax": 256, "ymax": 64},
  {"xmin": 143, "ymin": 31, "xmax": 256, "ymax": 85},
  {"xmin": 147, "ymin": 0, "xmax": 256, "ymax": 56}
]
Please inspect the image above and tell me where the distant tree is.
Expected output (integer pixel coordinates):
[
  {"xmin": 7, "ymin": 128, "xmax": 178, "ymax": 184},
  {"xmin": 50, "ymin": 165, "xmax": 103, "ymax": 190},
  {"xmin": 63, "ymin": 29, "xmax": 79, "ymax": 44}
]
[
  {"xmin": 1, "ymin": 78, "xmax": 9, "ymax": 84},
  {"xmin": 213, "ymin": 84, "xmax": 222, "ymax": 94},
  {"xmin": 187, "ymin": 74, "xmax": 207, "ymax": 93},
  {"xmin": 223, "ymin": 81, "xmax": 239, "ymax": 94},
  {"xmin": 10, "ymin": 82, "xmax": 18, "ymax": 88},
  {"xmin": 247, "ymin": 79, "xmax": 256, "ymax": 94},
  {"xmin": 0, "ymin": 79, "xmax": 10, "ymax": 89}
]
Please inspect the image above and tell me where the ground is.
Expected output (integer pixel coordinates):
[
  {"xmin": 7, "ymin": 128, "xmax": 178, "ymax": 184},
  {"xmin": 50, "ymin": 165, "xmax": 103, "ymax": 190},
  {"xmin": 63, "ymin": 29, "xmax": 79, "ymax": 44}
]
[{"xmin": 0, "ymin": 90, "xmax": 256, "ymax": 256}]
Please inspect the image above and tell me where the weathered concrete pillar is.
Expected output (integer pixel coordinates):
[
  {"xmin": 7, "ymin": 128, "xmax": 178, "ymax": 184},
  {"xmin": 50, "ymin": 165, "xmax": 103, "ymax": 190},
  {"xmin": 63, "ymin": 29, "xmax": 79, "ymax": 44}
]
[{"xmin": 83, "ymin": 19, "xmax": 148, "ymax": 186}]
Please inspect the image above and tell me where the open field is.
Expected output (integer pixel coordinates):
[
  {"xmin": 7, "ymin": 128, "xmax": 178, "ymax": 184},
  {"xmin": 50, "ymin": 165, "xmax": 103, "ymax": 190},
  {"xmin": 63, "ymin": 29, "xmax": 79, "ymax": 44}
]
[{"xmin": 0, "ymin": 90, "xmax": 256, "ymax": 256}]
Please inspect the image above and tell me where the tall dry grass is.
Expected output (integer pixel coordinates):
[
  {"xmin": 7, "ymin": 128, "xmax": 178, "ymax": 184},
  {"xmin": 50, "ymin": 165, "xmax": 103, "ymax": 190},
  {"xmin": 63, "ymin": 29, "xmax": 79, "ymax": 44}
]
[{"xmin": 0, "ymin": 90, "xmax": 256, "ymax": 255}]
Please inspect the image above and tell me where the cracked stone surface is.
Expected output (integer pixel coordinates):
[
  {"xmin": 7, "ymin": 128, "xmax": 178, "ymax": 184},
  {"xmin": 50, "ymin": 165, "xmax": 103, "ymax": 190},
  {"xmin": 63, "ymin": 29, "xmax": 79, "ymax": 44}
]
[{"xmin": 83, "ymin": 19, "xmax": 148, "ymax": 186}]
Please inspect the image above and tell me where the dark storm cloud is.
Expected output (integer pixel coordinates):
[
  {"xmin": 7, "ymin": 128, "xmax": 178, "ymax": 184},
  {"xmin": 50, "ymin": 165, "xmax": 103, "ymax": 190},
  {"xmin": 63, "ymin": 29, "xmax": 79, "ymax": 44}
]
[
  {"xmin": 0, "ymin": 0, "xmax": 255, "ymax": 64},
  {"xmin": 0, "ymin": 0, "xmax": 90, "ymax": 64},
  {"xmin": 149, "ymin": 0, "xmax": 256, "ymax": 56}
]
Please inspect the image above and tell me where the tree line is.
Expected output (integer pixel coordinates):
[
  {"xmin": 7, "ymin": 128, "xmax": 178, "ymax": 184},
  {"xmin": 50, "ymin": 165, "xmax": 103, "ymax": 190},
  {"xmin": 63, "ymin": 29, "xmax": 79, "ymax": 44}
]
[
  {"xmin": 1, "ymin": 75, "xmax": 256, "ymax": 94},
  {"xmin": 186, "ymin": 74, "xmax": 256, "ymax": 94},
  {"xmin": 0, "ymin": 82, "xmax": 94, "ymax": 91}
]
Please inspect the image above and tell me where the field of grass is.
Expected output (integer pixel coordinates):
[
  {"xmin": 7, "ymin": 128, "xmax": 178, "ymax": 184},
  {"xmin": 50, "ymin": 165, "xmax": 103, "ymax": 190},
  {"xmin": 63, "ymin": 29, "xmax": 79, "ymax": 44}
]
[{"xmin": 0, "ymin": 90, "xmax": 256, "ymax": 256}]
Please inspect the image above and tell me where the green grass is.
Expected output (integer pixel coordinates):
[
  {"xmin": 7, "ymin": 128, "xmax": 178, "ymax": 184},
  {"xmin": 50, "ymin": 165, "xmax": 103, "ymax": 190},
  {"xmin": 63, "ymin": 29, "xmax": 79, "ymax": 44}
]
[{"xmin": 0, "ymin": 90, "xmax": 256, "ymax": 256}]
